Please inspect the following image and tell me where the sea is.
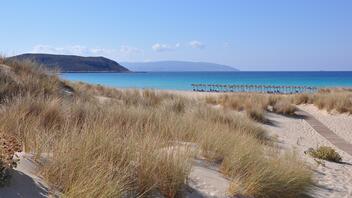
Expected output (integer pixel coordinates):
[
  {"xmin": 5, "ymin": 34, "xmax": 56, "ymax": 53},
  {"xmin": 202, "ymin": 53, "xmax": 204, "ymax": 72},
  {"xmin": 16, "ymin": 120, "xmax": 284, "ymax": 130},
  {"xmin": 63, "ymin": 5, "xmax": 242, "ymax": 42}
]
[{"xmin": 61, "ymin": 72, "xmax": 352, "ymax": 91}]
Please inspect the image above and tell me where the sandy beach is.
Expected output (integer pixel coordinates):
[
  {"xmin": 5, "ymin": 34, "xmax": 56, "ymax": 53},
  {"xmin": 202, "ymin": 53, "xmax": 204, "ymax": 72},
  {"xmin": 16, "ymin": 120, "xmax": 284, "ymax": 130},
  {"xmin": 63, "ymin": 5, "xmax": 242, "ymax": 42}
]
[
  {"xmin": 263, "ymin": 111, "xmax": 352, "ymax": 198},
  {"xmin": 299, "ymin": 104, "xmax": 352, "ymax": 144},
  {"xmin": 2, "ymin": 0, "xmax": 352, "ymax": 197},
  {"xmin": 190, "ymin": 99, "xmax": 352, "ymax": 197},
  {"xmin": 1, "ymin": 86, "xmax": 352, "ymax": 197},
  {"xmin": 118, "ymin": 91, "xmax": 352, "ymax": 197}
]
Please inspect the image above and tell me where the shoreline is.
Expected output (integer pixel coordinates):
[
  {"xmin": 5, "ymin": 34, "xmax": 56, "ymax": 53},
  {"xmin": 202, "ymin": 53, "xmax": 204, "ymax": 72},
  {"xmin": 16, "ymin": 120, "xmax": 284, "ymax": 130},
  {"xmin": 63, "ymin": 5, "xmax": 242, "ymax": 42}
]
[{"xmin": 2, "ymin": 61, "xmax": 352, "ymax": 197}]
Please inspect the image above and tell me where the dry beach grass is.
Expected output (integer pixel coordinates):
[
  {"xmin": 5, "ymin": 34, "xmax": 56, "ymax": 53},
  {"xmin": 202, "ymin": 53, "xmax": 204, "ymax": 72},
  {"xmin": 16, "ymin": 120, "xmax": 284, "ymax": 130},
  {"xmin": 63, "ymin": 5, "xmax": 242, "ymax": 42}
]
[
  {"xmin": 292, "ymin": 89, "xmax": 352, "ymax": 114},
  {"xmin": 0, "ymin": 58, "xmax": 317, "ymax": 197},
  {"xmin": 205, "ymin": 89, "xmax": 352, "ymax": 119}
]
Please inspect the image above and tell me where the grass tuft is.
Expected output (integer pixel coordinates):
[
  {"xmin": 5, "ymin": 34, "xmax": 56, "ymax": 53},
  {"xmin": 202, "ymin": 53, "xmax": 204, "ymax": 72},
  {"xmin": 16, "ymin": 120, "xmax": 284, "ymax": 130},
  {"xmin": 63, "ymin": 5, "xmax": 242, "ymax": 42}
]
[
  {"xmin": 246, "ymin": 107, "xmax": 266, "ymax": 123},
  {"xmin": 226, "ymin": 151, "xmax": 314, "ymax": 198},
  {"xmin": 273, "ymin": 100, "xmax": 297, "ymax": 115}
]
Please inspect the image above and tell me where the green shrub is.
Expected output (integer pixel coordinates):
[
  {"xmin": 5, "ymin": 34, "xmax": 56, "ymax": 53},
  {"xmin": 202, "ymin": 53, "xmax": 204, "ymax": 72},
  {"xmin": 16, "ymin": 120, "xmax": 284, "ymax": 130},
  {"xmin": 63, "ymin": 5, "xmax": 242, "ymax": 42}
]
[{"xmin": 309, "ymin": 146, "xmax": 342, "ymax": 163}]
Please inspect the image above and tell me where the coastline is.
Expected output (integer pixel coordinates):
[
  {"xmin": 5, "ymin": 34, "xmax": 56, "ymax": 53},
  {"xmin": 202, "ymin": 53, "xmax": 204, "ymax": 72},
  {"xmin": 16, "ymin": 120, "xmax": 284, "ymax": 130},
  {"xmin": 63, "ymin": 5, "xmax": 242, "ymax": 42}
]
[
  {"xmin": 2, "ymin": 59, "xmax": 352, "ymax": 197},
  {"xmin": 60, "ymin": 71, "xmax": 352, "ymax": 91}
]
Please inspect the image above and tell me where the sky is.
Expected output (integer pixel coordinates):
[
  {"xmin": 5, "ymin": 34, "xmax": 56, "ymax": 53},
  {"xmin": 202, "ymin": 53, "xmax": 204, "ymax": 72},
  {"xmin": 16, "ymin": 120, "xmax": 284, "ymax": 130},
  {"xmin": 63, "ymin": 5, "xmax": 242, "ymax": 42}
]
[{"xmin": 1, "ymin": 0, "xmax": 351, "ymax": 71}]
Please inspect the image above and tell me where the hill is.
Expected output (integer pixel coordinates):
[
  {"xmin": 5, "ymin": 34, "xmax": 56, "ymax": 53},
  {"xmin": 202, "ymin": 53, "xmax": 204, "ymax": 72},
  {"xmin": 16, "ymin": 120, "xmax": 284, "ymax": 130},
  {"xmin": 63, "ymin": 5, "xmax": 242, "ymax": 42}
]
[
  {"xmin": 121, "ymin": 61, "xmax": 239, "ymax": 72},
  {"xmin": 9, "ymin": 53, "xmax": 129, "ymax": 72}
]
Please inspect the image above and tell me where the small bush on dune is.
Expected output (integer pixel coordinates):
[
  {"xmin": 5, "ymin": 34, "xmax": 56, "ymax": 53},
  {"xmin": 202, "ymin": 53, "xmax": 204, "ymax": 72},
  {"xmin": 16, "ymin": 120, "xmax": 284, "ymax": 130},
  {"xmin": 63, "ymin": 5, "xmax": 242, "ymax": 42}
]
[
  {"xmin": 218, "ymin": 94, "xmax": 244, "ymax": 111},
  {"xmin": 220, "ymin": 133, "xmax": 313, "ymax": 198},
  {"xmin": 43, "ymin": 130, "xmax": 136, "ymax": 197},
  {"xmin": 267, "ymin": 95, "xmax": 282, "ymax": 106},
  {"xmin": 142, "ymin": 89, "xmax": 162, "ymax": 106},
  {"xmin": 246, "ymin": 107, "xmax": 266, "ymax": 123},
  {"xmin": 169, "ymin": 98, "xmax": 186, "ymax": 113},
  {"xmin": 292, "ymin": 94, "xmax": 313, "ymax": 104},
  {"xmin": 205, "ymin": 96, "xmax": 218, "ymax": 105},
  {"xmin": 40, "ymin": 99, "xmax": 65, "ymax": 130},
  {"xmin": 215, "ymin": 93, "xmax": 269, "ymax": 112},
  {"xmin": 308, "ymin": 146, "xmax": 342, "ymax": 163},
  {"xmin": 0, "ymin": 59, "xmax": 62, "ymax": 101},
  {"xmin": 273, "ymin": 100, "xmax": 297, "ymax": 115},
  {"xmin": 289, "ymin": 89, "xmax": 352, "ymax": 114},
  {"xmin": 0, "ymin": 96, "xmax": 68, "ymax": 153},
  {"xmin": 226, "ymin": 151, "xmax": 313, "ymax": 198},
  {"xmin": 325, "ymin": 94, "xmax": 352, "ymax": 113},
  {"xmin": 313, "ymin": 94, "xmax": 335, "ymax": 111},
  {"xmin": 195, "ymin": 107, "xmax": 267, "ymax": 141},
  {"xmin": 135, "ymin": 137, "xmax": 193, "ymax": 197},
  {"xmin": 220, "ymin": 134, "xmax": 263, "ymax": 177},
  {"xmin": 335, "ymin": 97, "xmax": 352, "ymax": 113}
]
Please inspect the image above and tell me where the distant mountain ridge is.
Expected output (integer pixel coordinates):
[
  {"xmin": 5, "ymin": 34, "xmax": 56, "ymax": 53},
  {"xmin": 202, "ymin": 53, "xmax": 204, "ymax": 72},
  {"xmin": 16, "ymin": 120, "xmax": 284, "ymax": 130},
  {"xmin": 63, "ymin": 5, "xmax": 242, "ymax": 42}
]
[
  {"xmin": 9, "ymin": 53, "xmax": 129, "ymax": 72},
  {"xmin": 121, "ymin": 61, "xmax": 239, "ymax": 72}
]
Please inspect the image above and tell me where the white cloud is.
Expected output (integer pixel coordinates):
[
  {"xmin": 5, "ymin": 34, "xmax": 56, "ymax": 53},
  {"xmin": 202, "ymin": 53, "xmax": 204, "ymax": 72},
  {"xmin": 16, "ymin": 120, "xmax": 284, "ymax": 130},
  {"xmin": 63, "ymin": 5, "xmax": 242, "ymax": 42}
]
[
  {"xmin": 32, "ymin": 44, "xmax": 92, "ymax": 55},
  {"xmin": 119, "ymin": 45, "xmax": 142, "ymax": 55},
  {"xmin": 152, "ymin": 43, "xmax": 180, "ymax": 52},
  {"xmin": 89, "ymin": 48, "xmax": 114, "ymax": 55},
  {"xmin": 32, "ymin": 44, "xmax": 65, "ymax": 54},
  {"xmin": 189, "ymin": 40, "xmax": 205, "ymax": 49},
  {"xmin": 31, "ymin": 44, "xmax": 143, "ymax": 61},
  {"xmin": 152, "ymin": 43, "xmax": 173, "ymax": 52}
]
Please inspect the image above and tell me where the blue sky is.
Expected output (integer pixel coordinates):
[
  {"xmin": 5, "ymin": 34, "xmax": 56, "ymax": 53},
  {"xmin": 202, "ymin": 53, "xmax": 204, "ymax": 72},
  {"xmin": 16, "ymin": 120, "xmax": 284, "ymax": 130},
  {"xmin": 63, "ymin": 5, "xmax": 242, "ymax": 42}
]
[{"xmin": 1, "ymin": 0, "xmax": 351, "ymax": 71}]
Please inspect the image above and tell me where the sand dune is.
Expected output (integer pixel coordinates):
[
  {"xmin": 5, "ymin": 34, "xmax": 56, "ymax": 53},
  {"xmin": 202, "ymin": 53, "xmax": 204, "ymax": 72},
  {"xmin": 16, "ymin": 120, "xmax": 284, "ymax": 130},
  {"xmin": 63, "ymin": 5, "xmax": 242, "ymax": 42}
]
[
  {"xmin": 1, "ymin": 92, "xmax": 351, "ymax": 197},
  {"xmin": 186, "ymin": 159, "xmax": 230, "ymax": 198},
  {"xmin": 263, "ymin": 112, "xmax": 352, "ymax": 198}
]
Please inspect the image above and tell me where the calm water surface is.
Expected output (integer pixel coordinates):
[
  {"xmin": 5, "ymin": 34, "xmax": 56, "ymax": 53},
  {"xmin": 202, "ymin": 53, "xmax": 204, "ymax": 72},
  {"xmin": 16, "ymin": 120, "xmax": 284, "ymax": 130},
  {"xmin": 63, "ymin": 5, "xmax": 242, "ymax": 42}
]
[{"xmin": 61, "ymin": 72, "xmax": 352, "ymax": 91}]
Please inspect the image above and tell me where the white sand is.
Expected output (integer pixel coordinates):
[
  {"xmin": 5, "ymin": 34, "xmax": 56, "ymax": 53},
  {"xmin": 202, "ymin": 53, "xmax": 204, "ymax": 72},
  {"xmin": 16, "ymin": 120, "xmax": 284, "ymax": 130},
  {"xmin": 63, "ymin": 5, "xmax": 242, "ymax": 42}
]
[
  {"xmin": 162, "ymin": 141, "xmax": 230, "ymax": 198},
  {"xmin": 299, "ymin": 104, "xmax": 352, "ymax": 144},
  {"xmin": 263, "ymin": 112, "xmax": 352, "ymax": 198},
  {"xmin": 179, "ymin": 94, "xmax": 352, "ymax": 197},
  {"xmin": 186, "ymin": 159, "xmax": 230, "ymax": 198}
]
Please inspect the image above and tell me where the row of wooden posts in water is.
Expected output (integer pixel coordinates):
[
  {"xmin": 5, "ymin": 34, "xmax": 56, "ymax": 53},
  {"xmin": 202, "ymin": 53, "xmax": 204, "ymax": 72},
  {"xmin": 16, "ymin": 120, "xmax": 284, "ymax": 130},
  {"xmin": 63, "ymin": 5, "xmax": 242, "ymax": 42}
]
[{"xmin": 191, "ymin": 84, "xmax": 319, "ymax": 94}]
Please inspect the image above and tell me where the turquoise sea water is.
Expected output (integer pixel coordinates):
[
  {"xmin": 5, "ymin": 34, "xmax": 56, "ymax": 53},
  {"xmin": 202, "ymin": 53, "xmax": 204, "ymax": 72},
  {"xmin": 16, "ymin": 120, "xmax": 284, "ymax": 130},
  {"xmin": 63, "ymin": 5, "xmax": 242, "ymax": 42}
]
[{"xmin": 61, "ymin": 72, "xmax": 352, "ymax": 91}]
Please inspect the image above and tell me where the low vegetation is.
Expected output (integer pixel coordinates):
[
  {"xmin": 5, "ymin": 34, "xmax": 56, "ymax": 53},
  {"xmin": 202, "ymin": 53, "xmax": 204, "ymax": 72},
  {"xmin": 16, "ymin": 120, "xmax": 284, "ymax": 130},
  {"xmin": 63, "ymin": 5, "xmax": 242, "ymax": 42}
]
[
  {"xmin": 205, "ymin": 93, "xmax": 297, "ymax": 122},
  {"xmin": 308, "ymin": 146, "xmax": 342, "ymax": 163},
  {"xmin": 292, "ymin": 89, "xmax": 352, "ymax": 114},
  {"xmin": 272, "ymin": 100, "xmax": 297, "ymax": 115},
  {"xmin": 226, "ymin": 152, "xmax": 313, "ymax": 198},
  {"xmin": 205, "ymin": 88, "xmax": 351, "ymax": 123},
  {"xmin": 0, "ymin": 58, "xmax": 314, "ymax": 197},
  {"xmin": 246, "ymin": 107, "xmax": 266, "ymax": 123}
]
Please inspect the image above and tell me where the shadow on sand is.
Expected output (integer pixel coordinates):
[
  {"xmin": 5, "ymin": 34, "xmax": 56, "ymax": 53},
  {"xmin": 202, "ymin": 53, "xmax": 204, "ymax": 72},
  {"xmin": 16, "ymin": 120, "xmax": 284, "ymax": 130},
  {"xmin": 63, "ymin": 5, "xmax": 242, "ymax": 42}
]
[{"xmin": 0, "ymin": 169, "xmax": 48, "ymax": 198}]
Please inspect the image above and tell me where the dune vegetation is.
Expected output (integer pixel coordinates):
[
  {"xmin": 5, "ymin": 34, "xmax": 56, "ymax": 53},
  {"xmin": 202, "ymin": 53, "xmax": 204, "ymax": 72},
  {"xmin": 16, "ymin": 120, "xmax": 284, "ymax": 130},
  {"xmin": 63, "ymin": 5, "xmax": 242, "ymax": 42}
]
[
  {"xmin": 308, "ymin": 146, "xmax": 342, "ymax": 163},
  {"xmin": 205, "ymin": 88, "xmax": 352, "ymax": 123},
  {"xmin": 205, "ymin": 93, "xmax": 297, "ymax": 122},
  {"xmin": 292, "ymin": 89, "xmax": 352, "ymax": 114},
  {"xmin": 0, "ymin": 58, "xmax": 315, "ymax": 197}
]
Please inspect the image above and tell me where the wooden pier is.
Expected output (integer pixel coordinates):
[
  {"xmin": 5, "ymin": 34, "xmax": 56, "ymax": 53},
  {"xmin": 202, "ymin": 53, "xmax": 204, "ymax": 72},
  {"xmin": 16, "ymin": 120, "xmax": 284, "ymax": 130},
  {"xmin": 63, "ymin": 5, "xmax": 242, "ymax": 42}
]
[{"xmin": 191, "ymin": 84, "xmax": 319, "ymax": 94}]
